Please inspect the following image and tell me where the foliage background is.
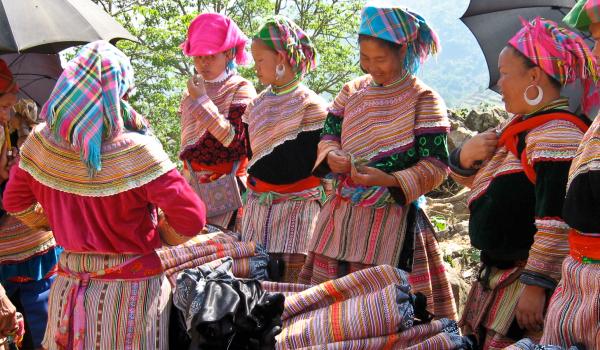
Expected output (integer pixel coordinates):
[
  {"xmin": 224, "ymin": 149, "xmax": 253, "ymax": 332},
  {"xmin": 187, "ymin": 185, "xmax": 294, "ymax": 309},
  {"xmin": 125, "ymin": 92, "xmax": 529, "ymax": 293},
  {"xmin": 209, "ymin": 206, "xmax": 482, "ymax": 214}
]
[{"xmin": 88, "ymin": 0, "xmax": 491, "ymax": 162}]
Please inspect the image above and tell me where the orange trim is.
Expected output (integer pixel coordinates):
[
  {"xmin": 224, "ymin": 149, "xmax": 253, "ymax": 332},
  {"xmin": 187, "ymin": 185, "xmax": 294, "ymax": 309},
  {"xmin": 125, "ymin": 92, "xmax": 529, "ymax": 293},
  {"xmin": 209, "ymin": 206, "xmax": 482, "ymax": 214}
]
[
  {"xmin": 184, "ymin": 158, "xmax": 248, "ymax": 177},
  {"xmin": 247, "ymin": 175, "xmax": 321, "ymax": 194},
  {"xmin": 499, "ymin": 112, "xmax": 589, "ymax": 184},
  {"xmin": 383, "ymin": 334, "xmax": 399, "ymax": 350},
  {"xmin": 569, "ymin": 229, "xmax": 600, "ymax": 263},
  {"xmin": 329, "ymin": 302, "xmax": 344, "ymax": 342}
]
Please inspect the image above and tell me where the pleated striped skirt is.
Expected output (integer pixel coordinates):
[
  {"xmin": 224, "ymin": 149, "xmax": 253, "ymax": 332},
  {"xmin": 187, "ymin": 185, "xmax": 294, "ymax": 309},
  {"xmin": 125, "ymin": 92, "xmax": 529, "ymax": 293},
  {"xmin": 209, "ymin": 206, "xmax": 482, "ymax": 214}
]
[
  {"xmin": 43, "ymin": 252, "xmax": 171, "ymax": 350},
  {"xmin": 540, "ymin": 256, "xmax": 599, "ymax": 349}
]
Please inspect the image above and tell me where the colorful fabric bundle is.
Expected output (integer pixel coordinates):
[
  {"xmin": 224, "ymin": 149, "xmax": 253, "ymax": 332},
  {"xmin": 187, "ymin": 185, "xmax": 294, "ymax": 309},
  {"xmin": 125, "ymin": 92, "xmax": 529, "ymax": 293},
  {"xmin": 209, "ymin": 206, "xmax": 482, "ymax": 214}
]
[
  {"xmin": 270, "ymin": 265, "xmax": 468, "ymax": 349},
  {"xmin": 358, "ymin": 6, "xmax": 440, "ymax": 73},
  {"xmin": 0, "ymin": 59, "xmax": 18, "ymax": 94},
  {"xmin": 41, "ymin": 40, "xmax": 148, "ymax": 174},
  {"xmin": 254, "ymin": 15, "xmax": 316, "ymax": 76},
  {"xmin": 508, "ymin": 17, "xmax": 599, "ymax": 114},
  {"xmin": 181, "ymin": 12, "xmax": 250, "ymax": 65},
  {"xmin": 564, "ymin": 0, "xmax": 600, "ymax": 31}
]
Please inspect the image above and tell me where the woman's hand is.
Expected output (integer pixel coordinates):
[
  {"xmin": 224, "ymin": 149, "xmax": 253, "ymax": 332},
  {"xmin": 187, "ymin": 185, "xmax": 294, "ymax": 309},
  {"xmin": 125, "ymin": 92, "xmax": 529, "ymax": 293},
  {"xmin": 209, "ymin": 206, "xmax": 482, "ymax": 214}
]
[
  {"xmin": 0, "ymin": 147, "xmax": 17, "ymax": 182},
  {"xmin": 515, "ymin": 284, "xmax": 546, "ymax": 332},
  {"xmin": 186, "ymin": 75, "xmax": 207, "ymax": 99},
  {"xmin": 327, "ymin": 150, "xmax": 351, "ymax": 174},
  {"xmin": 0, "ymin": 290, "xmax": 17, "ymax": 337},
  {"xmin": 459, "ymin": 130, "xmax": 498, "ymax": 169},
  {"xmin": 350, "ymin": 165, "xmax": 397, "ymax": 187}
]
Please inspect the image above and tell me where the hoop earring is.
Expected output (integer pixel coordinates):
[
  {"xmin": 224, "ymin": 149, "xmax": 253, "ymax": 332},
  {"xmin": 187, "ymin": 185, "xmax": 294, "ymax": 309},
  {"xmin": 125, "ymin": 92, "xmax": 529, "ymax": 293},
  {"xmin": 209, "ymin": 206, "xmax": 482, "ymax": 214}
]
[
  {"xmin": 524, "ymin": 84, "xmax": 543, "ymax": 106},
  {"xmin": 275, "ymin": 64, "xmax": 285, "ymax": 81}
]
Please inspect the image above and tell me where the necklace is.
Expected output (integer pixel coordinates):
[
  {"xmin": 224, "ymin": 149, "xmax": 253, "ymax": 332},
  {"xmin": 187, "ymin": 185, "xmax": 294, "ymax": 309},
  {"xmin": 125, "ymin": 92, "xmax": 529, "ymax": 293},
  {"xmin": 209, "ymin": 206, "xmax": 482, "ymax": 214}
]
[
  {"xmin": 372, "ymin": 70, "xmax": 411, "ymax": 87},
  {"xmin": 271, "ymin": 76, "xmax": 301, "ymax": 95}
]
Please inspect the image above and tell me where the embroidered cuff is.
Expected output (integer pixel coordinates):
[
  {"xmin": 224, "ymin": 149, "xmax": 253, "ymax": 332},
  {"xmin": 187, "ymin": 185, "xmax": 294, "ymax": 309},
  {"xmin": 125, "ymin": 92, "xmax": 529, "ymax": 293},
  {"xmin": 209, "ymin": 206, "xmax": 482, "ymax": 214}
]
[
  {"xmin": 449, "ymin": 148, "xmax": 477, "ymax": 176},
  {"xmin": 519, "ymin": 270, "xmax": 557, "ymax": 290},
  {"xmin": 9, "ymin": 203, "xmax": 50, "ymax": 230}
]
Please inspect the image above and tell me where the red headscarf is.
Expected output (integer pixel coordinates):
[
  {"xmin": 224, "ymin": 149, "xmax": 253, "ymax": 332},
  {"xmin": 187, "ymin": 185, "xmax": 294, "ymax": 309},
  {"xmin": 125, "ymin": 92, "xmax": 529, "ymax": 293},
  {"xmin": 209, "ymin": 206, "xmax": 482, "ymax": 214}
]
[{"xmin": 0, "ymin": 59, "xmax": 18, "ymax": 95}]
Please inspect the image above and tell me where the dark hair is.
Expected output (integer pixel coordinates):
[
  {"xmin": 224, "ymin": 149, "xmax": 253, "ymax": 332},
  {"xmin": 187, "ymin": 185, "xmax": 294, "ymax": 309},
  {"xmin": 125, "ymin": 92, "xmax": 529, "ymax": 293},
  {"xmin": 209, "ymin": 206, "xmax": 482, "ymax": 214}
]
[
  {"xmin": 506, "ymin": 45, "xmax": 561, "ymax": 90},
  {"xmin": 358, "ymin": 34, "xmax": 404, "ymax": 53}
]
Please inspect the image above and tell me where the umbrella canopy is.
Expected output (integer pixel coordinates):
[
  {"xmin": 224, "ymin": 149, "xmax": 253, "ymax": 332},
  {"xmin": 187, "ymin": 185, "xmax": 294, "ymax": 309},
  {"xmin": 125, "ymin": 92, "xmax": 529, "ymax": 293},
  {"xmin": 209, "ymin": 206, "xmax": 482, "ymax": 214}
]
[
  {"xmin": 461, "ymin": 0, "xmax": 587, "ymax": 91},
  {"xmin": 0, "ymin": 53, "xmax": 62, "ymax": 107},
  {"xmin": 0, "ymin": 0, "xmax": 136, "ymax": 54}
]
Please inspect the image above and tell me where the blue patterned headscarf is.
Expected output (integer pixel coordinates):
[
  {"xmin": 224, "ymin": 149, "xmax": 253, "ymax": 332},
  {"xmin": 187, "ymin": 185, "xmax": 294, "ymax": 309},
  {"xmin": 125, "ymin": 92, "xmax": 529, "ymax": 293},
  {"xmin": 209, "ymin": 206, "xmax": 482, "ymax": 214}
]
[{"xmin": 359, "ymin": 6, "xmax": 440, "ymax": 74}]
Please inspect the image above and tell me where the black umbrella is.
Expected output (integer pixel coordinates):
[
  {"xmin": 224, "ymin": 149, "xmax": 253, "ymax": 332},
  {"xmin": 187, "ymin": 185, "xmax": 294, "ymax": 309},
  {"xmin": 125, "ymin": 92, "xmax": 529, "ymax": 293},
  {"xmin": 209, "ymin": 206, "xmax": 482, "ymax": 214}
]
[
  {"xmin": 0, "ymin": 0, "xmax": 136, "ymax": 54},
  {"xmin": 0, "ymin": 53, "xmax": 62, "ymax": 107},
  {"xmin": 461, "ymin": 0, "xmax": 587, "ymax": 92}
]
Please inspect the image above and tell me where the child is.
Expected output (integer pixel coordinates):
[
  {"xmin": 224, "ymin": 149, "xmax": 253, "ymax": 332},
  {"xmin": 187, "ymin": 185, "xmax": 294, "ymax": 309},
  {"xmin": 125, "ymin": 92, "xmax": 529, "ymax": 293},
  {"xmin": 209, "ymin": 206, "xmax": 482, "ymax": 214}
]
[
  {"xmin": 180, "ymin": 13, "xmax": 256, "ymax": 229},
  {"xmin": 242, "ymin": 16, "xmax": 328, "ymax": 283}
]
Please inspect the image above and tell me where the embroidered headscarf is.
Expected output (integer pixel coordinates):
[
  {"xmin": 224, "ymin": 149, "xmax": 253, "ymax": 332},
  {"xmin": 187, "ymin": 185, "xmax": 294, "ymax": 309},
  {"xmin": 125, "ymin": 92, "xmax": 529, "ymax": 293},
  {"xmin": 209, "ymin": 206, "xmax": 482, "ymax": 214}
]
[
  {"xmin": 564, "ymin": 0, "xmax": 600, "ymax": 31},
  {"xmin": 254, "ymin": 15, "xmax": 317, "ymax": 76},
  {"xmin": 358, "ymin": 6, "xmax": 440, "ymax": 74},
  {"xmin": 508, "ymin": 17, "xmax": 599, "ymax": 114},
  {"xmin": 181, "ymin": 13, "xmax": 250, "ymax": 66},
  {"xmin": 42, "ymin": 40, "xmax": 148, "ymax": 174},
  {"xmin": 0, "ymin": 59, "xmax": 18, "ymax": 95}
]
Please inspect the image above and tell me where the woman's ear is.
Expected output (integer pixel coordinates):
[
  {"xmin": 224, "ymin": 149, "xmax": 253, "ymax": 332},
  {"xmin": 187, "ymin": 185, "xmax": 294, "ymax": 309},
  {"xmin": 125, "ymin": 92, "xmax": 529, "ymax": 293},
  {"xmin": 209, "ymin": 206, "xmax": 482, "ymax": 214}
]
[
  {"xmin": 530, "ymin": 66, "xmax": 543, "ymax": 85},
  {"xmin": 277, "ymin": 52, "xmax": 287, "ymax": 66},
  {"xmin": 225, "ymin": 49, "xmax": 235, "ymax": 61}
]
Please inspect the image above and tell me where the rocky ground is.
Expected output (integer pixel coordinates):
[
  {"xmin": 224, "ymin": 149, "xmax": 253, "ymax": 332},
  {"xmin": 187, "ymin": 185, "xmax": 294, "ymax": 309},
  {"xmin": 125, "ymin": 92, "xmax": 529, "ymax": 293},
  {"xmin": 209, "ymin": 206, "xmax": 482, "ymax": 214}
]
[{"xmin": 424, "ymin": 105, "xmax": 509, "ymax": 316}]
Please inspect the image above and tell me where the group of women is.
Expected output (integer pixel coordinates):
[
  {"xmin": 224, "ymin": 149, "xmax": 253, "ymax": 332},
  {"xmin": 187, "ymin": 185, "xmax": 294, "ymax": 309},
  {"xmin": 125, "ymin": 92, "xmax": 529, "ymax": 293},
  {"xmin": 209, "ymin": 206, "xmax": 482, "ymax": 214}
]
[{"xmin": 0, "ymin": 0, "xmax": 597, "ymax": 349}]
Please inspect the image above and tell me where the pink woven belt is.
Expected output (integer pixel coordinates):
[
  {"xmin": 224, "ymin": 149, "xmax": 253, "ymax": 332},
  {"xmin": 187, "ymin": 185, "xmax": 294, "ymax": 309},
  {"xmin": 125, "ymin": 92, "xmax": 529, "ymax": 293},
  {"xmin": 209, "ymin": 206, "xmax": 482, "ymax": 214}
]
[{"xmin": 54, "ymin": 251, "xmax": 163, "ymax": 350}]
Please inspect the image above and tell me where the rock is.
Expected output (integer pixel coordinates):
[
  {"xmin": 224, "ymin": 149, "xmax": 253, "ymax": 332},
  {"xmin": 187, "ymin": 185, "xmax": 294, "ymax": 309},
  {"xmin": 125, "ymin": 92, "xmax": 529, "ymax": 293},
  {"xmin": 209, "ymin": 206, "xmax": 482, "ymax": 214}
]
[
  {"xmin": 447, "ymin": 126, "xmax": 476, "ymax": 151},
  {"xmin": 463, "ymin": 107, "xmax": 509, "ymax": 132},
  {"xmin": 443, "ymin": 264, "xmax": 471, "ymax": 318}
]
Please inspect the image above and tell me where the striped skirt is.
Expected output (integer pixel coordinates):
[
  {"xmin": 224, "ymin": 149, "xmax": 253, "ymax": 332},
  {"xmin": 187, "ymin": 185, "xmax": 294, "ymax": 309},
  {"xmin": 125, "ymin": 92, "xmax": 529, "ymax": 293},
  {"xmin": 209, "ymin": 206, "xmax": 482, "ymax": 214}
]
[
  {"xmin": 460, "ymin": 264, "xmax": 542, "ymax": 350},
  {"xmin": 43, "ymin": 252, "xmax": 171, "ymax": 350},
  {"xmin": 539, "ymin": 256, "xmax": 599, "ymax": 349},
  {"xmin": 241, "ymin": 192, "xmax": 321, "ymax": 282},
  {"xmin": 298, "ymin": 203, "xmax": 457, "ymax": 320},
  {"xmin": 266, "ymin": 265, "xmax": 467, "ymax": 350}
]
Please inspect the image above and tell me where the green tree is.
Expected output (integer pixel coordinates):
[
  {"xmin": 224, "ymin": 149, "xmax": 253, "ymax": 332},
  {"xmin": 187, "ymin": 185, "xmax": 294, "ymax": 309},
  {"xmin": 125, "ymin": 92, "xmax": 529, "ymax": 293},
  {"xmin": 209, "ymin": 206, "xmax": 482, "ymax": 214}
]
[{"xmin": 90, "ymin": 0, "xmax": 363, "ymax": 162}]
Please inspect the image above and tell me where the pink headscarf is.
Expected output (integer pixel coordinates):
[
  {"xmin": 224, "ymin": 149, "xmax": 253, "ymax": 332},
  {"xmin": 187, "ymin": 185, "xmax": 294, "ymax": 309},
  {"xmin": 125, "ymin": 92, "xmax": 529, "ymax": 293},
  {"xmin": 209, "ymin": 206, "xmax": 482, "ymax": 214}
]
[
  {"xmin": 509, "ymin": 17, "xmax": 599, "ymax": 114},
  {"xmin": 181, "ymin": 13, "xmax": 250, "ymax": 65}
]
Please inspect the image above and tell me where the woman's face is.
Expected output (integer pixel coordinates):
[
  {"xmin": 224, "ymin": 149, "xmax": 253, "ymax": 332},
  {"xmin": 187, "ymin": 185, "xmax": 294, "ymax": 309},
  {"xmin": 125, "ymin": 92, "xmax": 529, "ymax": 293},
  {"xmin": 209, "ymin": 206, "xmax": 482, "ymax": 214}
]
[
  {"xmin": 359, "ymin": 38, "xmax": 405, "ymax": 85},
  {"xmin": 251, "ymin": 39, "xmax": 281, "ymax": 86},
  {"xmin": 0, "ymin": 93, "xmax": 16, "ymax": 124},
  {"xmin": 497, "ymin": 47, "xmax": 537, "ymax": 115},
  {"xmin": 193, "ymin": 52, "xmax": 230, "ymax": 81}
]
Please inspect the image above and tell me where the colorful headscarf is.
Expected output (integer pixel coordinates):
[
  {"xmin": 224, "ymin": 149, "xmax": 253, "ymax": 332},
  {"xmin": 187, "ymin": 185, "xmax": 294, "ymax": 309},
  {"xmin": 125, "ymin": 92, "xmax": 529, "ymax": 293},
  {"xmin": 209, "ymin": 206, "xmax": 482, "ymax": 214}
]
[
  {"xmin": 181, "ymin": 13, "xmax": 250, "ymax": 66},
  {"xmin": 508, "ymin": 17, "xmax": 599, "ymax": 114},
  {"xmin": 41, "ymin": 40, "xmax": 148, "ymax": 175},
  {"xmin": 254, "ymin": 15, "xmax": 316, "ymax": 76},
  {"xmin": 0, "ymin": 59, "xmax": 18, "ymax": 95},
  {"xmin": 358, "ymin": 6, "xmax": 440, "ymax": 74},
  {"xmin": 564, "ymin": 0, "xmax": 600, "ymax": 31}
]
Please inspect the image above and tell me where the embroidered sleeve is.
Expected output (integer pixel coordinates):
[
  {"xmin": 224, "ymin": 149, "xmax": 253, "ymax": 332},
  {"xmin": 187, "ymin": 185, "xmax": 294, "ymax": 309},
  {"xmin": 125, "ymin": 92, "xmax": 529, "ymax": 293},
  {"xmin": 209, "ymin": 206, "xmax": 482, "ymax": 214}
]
[
  {"xmin": 521, "ymin": 122, "xmax": 583, "ymax": 287},
  {"xmin": 391, "ymin": 90, "xmax": 450, "ymax": 203},
  {"xmin": 448, "ymin": 147, "xmax": 477, "ymax": 187},
  {"xmin": 313, "ymin": 113, "xmax": 343, "ymax": 177},
  {"xmin": 181, "ymin": 95, "xmax": 236, "ymax": 147},
  {"xmin": 2, "ymin": 165, "xmax": 49, "ymax": 230},
  {"xmin": 10, "ymin": 203, "xmax": 49, "ymax": 230}
]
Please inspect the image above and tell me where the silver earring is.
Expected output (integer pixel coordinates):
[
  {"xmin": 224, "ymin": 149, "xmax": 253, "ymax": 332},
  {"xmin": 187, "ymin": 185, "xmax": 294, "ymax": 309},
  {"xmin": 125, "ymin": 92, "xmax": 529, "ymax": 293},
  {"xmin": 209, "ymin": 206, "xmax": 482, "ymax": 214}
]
[
  {"xmin": 524, "ymin": 84, "xmax": 543, "ymax": 106},
  {"xmin": 275, "ymin": 64, "xmax": 285, "ymax": 81}
]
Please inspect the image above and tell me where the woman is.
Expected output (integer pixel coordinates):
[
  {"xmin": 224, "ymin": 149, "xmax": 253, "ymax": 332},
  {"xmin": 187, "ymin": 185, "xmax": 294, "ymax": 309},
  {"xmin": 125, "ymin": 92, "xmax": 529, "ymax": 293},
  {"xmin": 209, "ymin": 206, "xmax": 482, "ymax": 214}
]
[
  {"xmin": 0, "ymin": 59, "xmax": 60, "ymax": 350},
  {"xmin": 298, "ymin": 5, "xmax": 457, "ymax": 321},
  {"xmin": 2, "ymin": 41, "xmax": 206, "ymax": 350},
  {"xmin": 450, "ymin": 18, "xmax": 597, "ymax": 349},
  {"xmin": 518, "ymin": 2, "xmax": 600, "ymax": 349},
  {"xmin": 242, "ymin": 16, "xmax": 328, "ymax": 283},
  {"xmin": 180, "ymin": 13, "xmax": 256, "ymax": 229}
]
